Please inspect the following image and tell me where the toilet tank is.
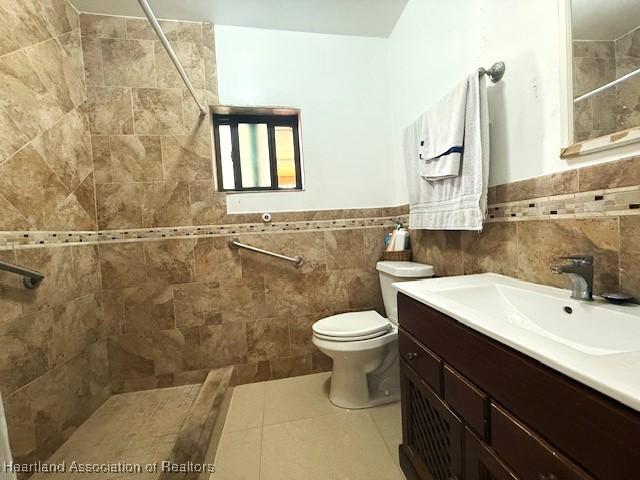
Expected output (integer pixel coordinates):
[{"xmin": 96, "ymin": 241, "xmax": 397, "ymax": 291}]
[{"xmin": 376, "ymin": 261, "xmax": 434, "ymax": 325}]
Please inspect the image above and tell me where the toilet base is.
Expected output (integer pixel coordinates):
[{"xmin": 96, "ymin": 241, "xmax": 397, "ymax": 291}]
[{"xmin": 328, "ymin": 346, "xmax": 400, "ymax": 409}]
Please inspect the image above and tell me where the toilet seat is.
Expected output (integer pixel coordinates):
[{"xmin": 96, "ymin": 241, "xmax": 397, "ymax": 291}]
[{"xmin": 312, "ymin": 311, "xmax": 390, "ymax": 342}]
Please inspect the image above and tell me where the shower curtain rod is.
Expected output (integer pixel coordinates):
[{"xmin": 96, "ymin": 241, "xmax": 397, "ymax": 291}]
[
  {"xmin": 137, "ymin": 0, "xmax": 207, "ymax": 116},
  {"xmin": 574, "ymin": 66, "xmax": 640, "ymax": 104}
]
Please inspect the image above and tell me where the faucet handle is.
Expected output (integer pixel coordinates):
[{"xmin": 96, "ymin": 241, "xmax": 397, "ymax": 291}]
[{"xmin": 556, "ymin": 255, "xmax": 593, "ymax": 264}]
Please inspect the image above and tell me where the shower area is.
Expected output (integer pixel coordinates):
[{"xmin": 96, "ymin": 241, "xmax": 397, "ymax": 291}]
[{"xmin": 0, "ymin": 1, "xmax": 400, "ymax": 478}]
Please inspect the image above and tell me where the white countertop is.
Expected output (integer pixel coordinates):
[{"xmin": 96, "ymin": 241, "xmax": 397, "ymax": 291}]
[{"xmin": 394, "ymin": 273, "xmax": 640, "ymax": 413}]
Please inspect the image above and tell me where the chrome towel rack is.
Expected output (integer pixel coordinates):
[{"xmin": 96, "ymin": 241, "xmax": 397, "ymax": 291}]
[
  {"xmin": 0, "ymin": 259, "xmax": 44, "ymax": 289},
  {"xmin": 478, "ymin": 61, "xmax": 506, "ymax": 83},
  {"xmin": 229, "ymin": 238, "xmax": 304, "ymax": 268}
]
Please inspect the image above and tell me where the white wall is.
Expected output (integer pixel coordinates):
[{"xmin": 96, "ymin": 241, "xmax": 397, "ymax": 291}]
[
  {"xmin": 215, "ymin": 25, "xmax": 395, "ymax": 213},
  {"xmin": 387, "ymin": 0, "xmax": 640, "ymax": 205}
]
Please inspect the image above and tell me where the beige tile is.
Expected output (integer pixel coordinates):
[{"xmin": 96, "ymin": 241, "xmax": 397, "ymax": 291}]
[
  {"xmin": 0, "ymin": 0, "xmax": 50, "ymax": 56},
  {"xmin": 269, "ymin": 355, "xmax": 314, "ymax": 380},
  {"xmin": 80, "ymin": 13, "xmax": 126, "ymax": 38},
  {"xmin": 154, "ymin": 41, "xmax": 205, "ymax": 89},
  {"xmin": 263, "ymin": 372, "xmax": 341, "ymax": 426},
  {"xmin": 223, "ymin": 382, "xmax": 265, "ymax": 433},
  {"xmin": 369, "ymin": 402, "xmax": 402, "ymax": 467},
  {"xmin": 173, "ymin": 282, "xmax": 221, "ymax": 328},
  {"xmin": 194, "ymin": 236, "xmax": 243, "ymax": 283},
  {"xmin": 0, "ymin": 108, "xmax": 28, "ymax": 163},
  {"xmin": 162, "ymin": 134, "xmax": 212, "ymax": 181},
  {"xmin": 141, "ymin": 181, "xmax": 192, "ymax": 227},
  {"xmin": 260, "ymin": 411, "xmax": 403, "ymax": 480},
  {"xmin": 213, "ymin": 427, "xmax": 262, "ymax": 480},
  {"xmin": 0, "ymin": 309, "xmax": 54, "ymax": 394},
  {"xmin": 31, "ymin": 108, "xmax": 93, "ymax": 191},
  {"xmin": 15, "ymin": 245, "xmax": 78, "ymax": 313},
  {"xmin": 189, "ymin": 181, "xmax": 227, "ymax": 225},
  {"xmin": 123, "ymin": 284, "xmax": 175, "ymax": 333},
  {"xmin": 200, "ymin": 322, "xmax": 248, "ymax": 369},
  {"xmin": 325, "ymin": 229, "xmax": 366, "ymax": 270},
  {"xmin": 143, "ymin": 238, "xmax": 196, "ymax": 285},
  {"xmin": 0, "ymin": 193, "xmax": 32, "ymax": 230},
  {"xmin": 101, "ymin": 38, "xmax": 155, "ymax": 88},
  {"xmin": 0, "ymin": 49, "xmax": 65, "ymax": 138},
  {"xmin": 109, "ymin": 135, "xmax": 163, "ymax": 182},
  {"xmin": 81, "ymin": 36, "xmax": 104, "ymax": 86},
  {"xmin": 246, "ymin": 318, "xmax": 289, "ymax": 363},
  {"xmin": 83, "ymin": 86, "xmax": 133, "ymax": 135},
  {"xmin": 126, "ymin": 18, "xmax": 176, "ymax": 41},
  {"xmin": 410, "ymin": 229, "xmax": 463, "ymax": 277},
  {"xmin": 133, "ymin": 87, "xmax": 184, "ymax": 135},
  {"xmin": 620, "ymin": 216, "xmax": 640, "ymax": 299},
  {"xmin": 99, "ymin": 242, "xmax": 147, "ymax": 290},
  {"xmin": 27, "ymin": 30, "xmax": 85, "ymax": 113},
  {"xmin": 462, "ymin": 222, "xmax": 518, "ymax": 276},
  {"xmin": 96, "ymin": 182, "xmax": 143, "ymax": 229}
]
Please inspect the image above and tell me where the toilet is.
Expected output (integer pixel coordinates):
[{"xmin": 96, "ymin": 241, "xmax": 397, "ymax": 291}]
[{"xmin": 312, "ymin": 261, "xmax": 434, "ymax": 409}]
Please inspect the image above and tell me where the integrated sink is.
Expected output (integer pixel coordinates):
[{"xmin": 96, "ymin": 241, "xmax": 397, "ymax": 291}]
[
  {"xmin": 394, "ymin": 272, "xmax": 640, "ymax": 411},
  {"xmin": 395, "ymin": 273, "xmax": 640, "ymax": 356}
]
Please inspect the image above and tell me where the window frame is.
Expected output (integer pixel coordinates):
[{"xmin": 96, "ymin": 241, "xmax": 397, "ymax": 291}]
[{"xmin": 212, "ymin": 111, "xmax": 303, "ymax": 192}]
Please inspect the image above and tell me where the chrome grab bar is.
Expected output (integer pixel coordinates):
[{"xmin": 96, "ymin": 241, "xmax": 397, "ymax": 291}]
[
  {"xmin": 0, "ymin": 259, "xmax": 44, "ymax": 289},
  {"xmin": 229, "ymin": 238, "xmax": 304, "ymax": 268}
]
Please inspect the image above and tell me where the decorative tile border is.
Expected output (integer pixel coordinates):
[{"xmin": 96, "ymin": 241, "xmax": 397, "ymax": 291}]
[
  {"xmin": 488, "ymin": 185, "xmax": 640, "ymax": 222},
  {"xmin": 0, "ymin": 215, "xmax": 409, "ymax": 251}
]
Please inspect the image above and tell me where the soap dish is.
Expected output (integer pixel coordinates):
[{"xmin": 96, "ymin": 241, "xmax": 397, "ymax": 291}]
[{"xmin": 602, "ymin": 292, "xmax": 634, "ymax": 305}]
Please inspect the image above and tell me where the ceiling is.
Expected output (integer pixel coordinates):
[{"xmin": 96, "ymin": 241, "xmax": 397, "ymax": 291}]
[
  {"xmin": 69, "ymin": 0, "xmax": 409, "ymax": 37},
  {"xmin": 572, "ymin": 0, "xmax": 640, "ymax": 40}
]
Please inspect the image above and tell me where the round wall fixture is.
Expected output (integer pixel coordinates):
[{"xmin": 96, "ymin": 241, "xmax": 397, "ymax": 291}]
[{"xmin": 261, "ymin": 212, "xmax": 272, "ymax": 223}]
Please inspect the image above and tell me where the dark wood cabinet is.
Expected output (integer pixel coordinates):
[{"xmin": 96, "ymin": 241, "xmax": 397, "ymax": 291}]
[
  {"xmin": 398, "ymin": 293, "xmax": 640, "ymax": 480},
  {"xmin": 401, "ymin": 360, "xmax": 463, "ymax": 480}
]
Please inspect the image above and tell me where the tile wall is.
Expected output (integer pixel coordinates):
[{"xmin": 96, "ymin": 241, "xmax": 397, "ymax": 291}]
[{"xmin": 412, "ymin": 155, "xmax": 640, "ymax": 299}]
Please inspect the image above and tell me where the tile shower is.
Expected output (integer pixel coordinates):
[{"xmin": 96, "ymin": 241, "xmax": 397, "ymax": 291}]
[{"xmin": 0, "ymin": 3, "xmax": 399, "ymax": 471}]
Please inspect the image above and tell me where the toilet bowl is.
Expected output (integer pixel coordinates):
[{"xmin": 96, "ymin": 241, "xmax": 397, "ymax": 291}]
[{"xmin": 312, "ymin": 261, "xmax": 434, "ymax": 409}]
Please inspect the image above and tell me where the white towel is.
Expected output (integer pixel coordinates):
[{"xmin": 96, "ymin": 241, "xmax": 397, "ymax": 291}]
[
  {"xmin": 418, "ymin": 78, "xmax": 468, "ymax": 181},
  {"xmin": 403, "ymin": 73, "xmax": 489, "ymax": 231}
]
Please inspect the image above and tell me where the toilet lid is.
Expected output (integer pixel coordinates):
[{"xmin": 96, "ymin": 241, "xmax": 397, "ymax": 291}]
[{"xmin": 312, "ymin": 311, "xmax": 390, "ymax": 339}]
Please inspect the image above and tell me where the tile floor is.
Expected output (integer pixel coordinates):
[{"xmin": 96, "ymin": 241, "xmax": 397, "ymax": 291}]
[
  {"xmin": 31, "ymin": 384, "xmax": 200, "ymax": 480},
  {"xmin": 212, "ymin": 372, "xmax": 405, "ymax": 480}
]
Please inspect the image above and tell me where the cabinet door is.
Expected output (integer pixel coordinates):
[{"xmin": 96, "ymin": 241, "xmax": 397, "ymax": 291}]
[
  {"xmin": 464, "ymin": 428, "xmax": 519, "ymax": 480},
  {"xmin": 400, "ymin": 360, "xmax": 464, "ymax": 480}
]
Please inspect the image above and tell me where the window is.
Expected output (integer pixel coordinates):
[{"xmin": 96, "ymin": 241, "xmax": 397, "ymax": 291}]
[{"xmin": 212, "ymin": 110, "xmax": 303, "ymax": 192}]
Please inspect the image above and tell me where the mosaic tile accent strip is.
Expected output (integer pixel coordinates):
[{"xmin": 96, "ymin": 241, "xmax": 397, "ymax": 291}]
[
  {"xmin": 488, "ymin": 185, "xmax": 640, "ymax": 222},
  {"xmin": 0, "ymin": 215, "xmax": 409, "ymax": 250}
]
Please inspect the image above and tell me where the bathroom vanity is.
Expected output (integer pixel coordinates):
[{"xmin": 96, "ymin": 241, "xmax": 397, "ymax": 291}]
[{"xmin": 395, "ymin": 274, "xmax": 640, "ymax": 480}]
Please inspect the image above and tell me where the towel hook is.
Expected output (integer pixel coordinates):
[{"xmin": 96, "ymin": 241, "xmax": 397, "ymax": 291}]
[{"xmin": 478, "ymin": 61, "xmax": 506, "ymax": 83}]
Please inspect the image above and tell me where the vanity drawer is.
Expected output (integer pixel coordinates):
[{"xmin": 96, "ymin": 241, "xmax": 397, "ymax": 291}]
[
  {"xmin": 444, "ymin": 365, "xmax": 489, "ymax": 439},
  {"xmin": 398, "ymin": 329, "xmax": 442, "ymax": 395},
  {"xmin": 490, "ymin": 403, "xmax": 593, "ymax": 480}
]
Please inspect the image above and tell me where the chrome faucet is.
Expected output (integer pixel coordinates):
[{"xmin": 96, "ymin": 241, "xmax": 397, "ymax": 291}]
[{"xmin": 550, "ymin": 255, "xmax": 594, "ymax": 301}]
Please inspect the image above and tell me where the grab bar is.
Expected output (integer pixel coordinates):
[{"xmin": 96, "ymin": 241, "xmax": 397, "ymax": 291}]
[
  {"xmin": 0, "ymin": 259, "xmax": 44, "ymax": 289},
  {"xmin": 229, "ymin": 238, "xmax": 304, "ymax": 268}
]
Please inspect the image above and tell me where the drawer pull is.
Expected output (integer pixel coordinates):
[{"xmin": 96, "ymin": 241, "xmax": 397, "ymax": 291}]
[{"xmin": 407, "ymin": 352, "xmax": 419, "ymax": 360}]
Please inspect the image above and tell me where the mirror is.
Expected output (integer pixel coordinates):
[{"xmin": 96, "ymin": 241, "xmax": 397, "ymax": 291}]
[{"xmin": 571, "ymin": 0, "xmax": 640, "ymax": 144}]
